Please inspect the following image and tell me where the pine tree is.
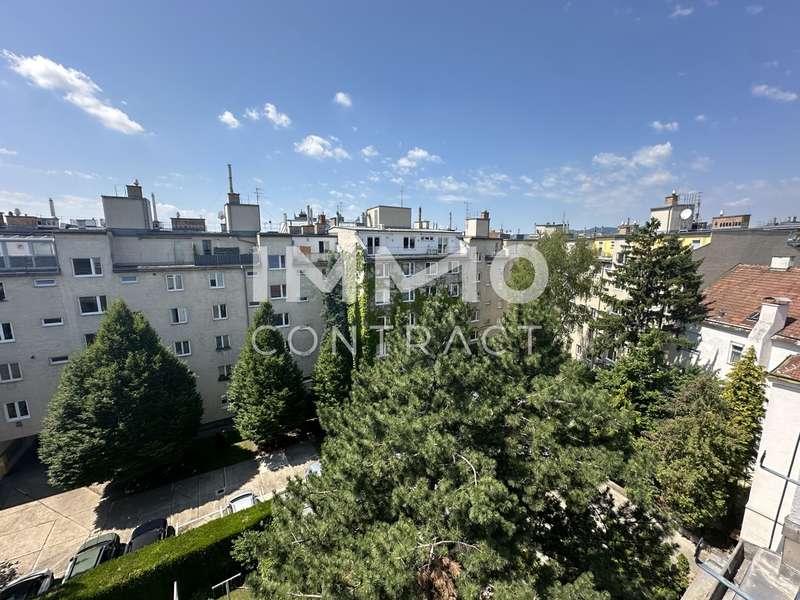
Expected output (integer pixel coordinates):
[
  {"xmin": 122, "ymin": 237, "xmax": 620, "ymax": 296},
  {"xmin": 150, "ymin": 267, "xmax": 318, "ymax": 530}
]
[
  {"xmin": 722, "ymin": 346, "xmax": 767, "ymax": 481},
  {"xmin": 38, "ymin": 300, "xmax": 202, "ymax": 488},
  {"xmin": 593, "ymin": 218, "xmax": 706, "ymax": 353},
  {"xmin": 227, "ymin": 302, "xmax": 307, "ymax": 448},
  {"xmin": 238, "ymin": 294, "xmax": 686, "ymax": 599}
]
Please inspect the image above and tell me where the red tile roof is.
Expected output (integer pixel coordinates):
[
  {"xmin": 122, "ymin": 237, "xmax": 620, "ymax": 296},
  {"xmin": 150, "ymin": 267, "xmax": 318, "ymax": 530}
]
[
  {"xmin": 703, "ymin": 265, "xmax": 800, "ymax": 342},
  {"xmin": 772, "ymin": 355, "xmax": 800, "ymax": 382}
]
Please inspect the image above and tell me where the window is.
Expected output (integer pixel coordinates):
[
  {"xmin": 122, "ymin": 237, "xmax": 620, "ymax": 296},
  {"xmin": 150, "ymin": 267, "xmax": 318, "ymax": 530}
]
[
  {"xmin": 403, "ymin": 236, "xmax": 415, "ymax": 249},
  {"xmin": 448, "ymin": 260, "xmax": 461, "ymax": 274},
  {"xmin": 729, "ymin": 343, "xmax": 745, "ymax": 364},
  {"xmin": 42, "ymin": 317, "xmax": 64, "ymax": 327},
  {"xmin": 477, "ymin": 271, "xmax": 481, "ymax": 282},
  {"xmin": 0, "ymin": 282, "xmax": 5, "ymax": 301},
  {"xmin": 272, "ymin": 312, "xmax": 290, "ymax": 327},
  {"xmin": 449, "ymin": 283, "xmax": 460, "ymax": 298},
  {"xmin": 209, "ymin": 272, "xmax": 225, "ymax": 288},
  {"xmin": 268, "ymin": 255, "xmax": 286, "ymax": 270},
  {"xmin": 375, "ymin": 289, "xmax": 390, "ymax": 305},
  {"xmin": 49, "ymin": 355, "xmax": 69, "ymax": 365},
  {"xmin": 33, "ymin": 278, "xmax": 57, "ymax": 287},
  {"xmin": 402, "ymin": 262, "xmax": 414, "ymax": 277},
  {"xmin": 221, "ymin": 393, "xmax": 230, "ymax": 409},
  {"xmin": 426, "ymin": 262, "xmax": 437, "ymax": 276},
  {"xmin": 0, "ymin": 322, "xmax": 15, "ymax": 343},
  {"xmin": 401, "ymin": 290, "xmax": 415, "ymax": 303},
  {"xmin": 84, "ymin": 333, "xmax": 96, "ymax": 346},
  {"xmin": 79, "ymin": 295, "xmax": 107, "ymax": 315},
  {"xmin": 212, "ymin": 303, "xmax": 228, "ymax": 320},
  {"xmin": 4, "ymin": 400, "xmax": 29, "ymax": 422},
  {"xmin": 366, "ymin": 236, "xmax": 380, "ymax": 255},
  {"xmin": 166, "ymin": 274, "xmax": 184, "ymax": 291},
  {"xmin": 248, "ymin": 300, "xmax": 260, "ymax": 308},
  {"xmin": 215, "ymin": 334, "xmax": 231, "ymax": 351},
  {"xmin": 0, "ymin": 362, "xmax": 22, "ymax": 383},
  {"xmin": 218, "ymin": 364, "xmax": 233, "ymax": 381},
  {"xmin": 170, "ymin": 307, "xmax": 189, "ymax": 324},
  {"xmin": 246, "ymin": 270, "xmax": 255, "ymax": 278},
  {"xmin": 72, "ymin": 257, "xmax": 102, "ymax": 277},
  {"xmin": 376, "ymin": 315, "xmax": 391, "ymax": 328},
  {"xmin": 407, "ymin": 312, "xmax": 417, "ymax": 326},
  {"xmin": 375, "ymin": 262, "xmax": 390, "ymax": 278},
  {"xmin": 174, "ymin": 340, "xmax": 191, "ymax": 356},
  {"xmin": 270, "ymin": 284, "xmax": 287, "ymax": 299},
  {"xmin": 119, "ymin": 275, "xmax": 138, "ymax": 284},
  {"xmin": 202, "ymin": 239, "xmax": 212, "ymax": 255},
  {"xmin": 470, "ymin": 309, "xmax": 480, "ymax": 322}
]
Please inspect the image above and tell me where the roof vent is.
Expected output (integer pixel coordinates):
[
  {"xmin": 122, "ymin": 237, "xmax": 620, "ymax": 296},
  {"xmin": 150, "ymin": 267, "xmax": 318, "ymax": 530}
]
[{"xmin": 770, "ymin": 256, "xmax": 794, "ymax": 271}]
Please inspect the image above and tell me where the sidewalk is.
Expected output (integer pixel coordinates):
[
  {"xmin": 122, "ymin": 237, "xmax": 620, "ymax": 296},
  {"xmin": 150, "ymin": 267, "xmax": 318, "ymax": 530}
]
[{"xmin": 0, "ymin": 441, "xmax": 317, "ymax": 579}]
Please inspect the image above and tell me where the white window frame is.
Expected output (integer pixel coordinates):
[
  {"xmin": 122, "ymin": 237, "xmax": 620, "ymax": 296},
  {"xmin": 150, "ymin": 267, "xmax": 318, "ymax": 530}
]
[
  {"xmin": 215, "ymin": 334, "xmax": 231, "ymax": 351},
  {"xmin": 268, "ymin": 255, "xmax": 286, "ymax": 270},
  {"xmin": 0, "ymin": 362, "xmax": 23, "ymax": 383},
  {"xmin": 212, "ymin": 303, "xmax": 228, "ymax": 320},
  {"xmin": 375, "ymin": 262, "xmax": 390, "ymax": 279},
  {"xmin": 269, "ymin": 284, "xmax": 287, "ymax": 300},
  {"xmin": 218, "ymin": 364, "xmax": 233, "ymax": 381},
  {"xmin": 119, "ymin": 275, "xmax": 138, "ymax": 284},
  {"xmin": 449, "ymin": 283, "xmax": 460, "ymax": 298},
  {"xmin": 79, "ymin": 295, "xmax": 107, "ymax": 316},
  {"xmin": 426, "ymin": 262, "xmax": 438, "ymax": 276},
  {"xmin": 401, "ymin": 289, "xmax": 415, "ymax": 303},
  {"xmin": 33, "ymin": 278, "xmax": 57, "ymax": 287},
  {"xmin": 470, "ymin": 308, "xmax": 480, "ymax": 323},
  {"xmin": 4, "ymin": 400, "xmax": 30, "ymax": 422},
  {"xmin": 728, "ymin": 342, "xmax": 745, "ymax": 365},
  {"xmin": 42, "ymin": 317, "xmax": 64, "ymax": 327},
  {"xmin": 166, "ymin": 274, "xmax": 184, "ymax": 291},
  {"xmin": 170, "ymin": 307, "xmax": 189, "ymax": 325},
  {"xmin": 0, "ymin": 322, "xmax": 15, "ymax": 343},
  {"xmin": 174, "ymin": 340, "xmax": 192, "ymax": 357},
  {"xmin": 49, "ymin": 355, "xmax": 69, "ymax": 365},
  {"xmin": 375, "ymin": 289, "xmax": 390, "ymax": 306},
  {"xmin": 209, "ymin": 271, "xmax": 226, "ymax": 289},
  {"xmin": 72, "ymin": 257, "xmax": 102, "ymax": 277},
  {"xmin": 273, "ymin": 313, "xmax": 290, "ymax": 328},
  {"xmin": 248, "ymin": 300, "xmax": 260, "ymax": 308},
  {"xmin": 402, "ymin": 262, "xmax": 414, "ymax": 277}
]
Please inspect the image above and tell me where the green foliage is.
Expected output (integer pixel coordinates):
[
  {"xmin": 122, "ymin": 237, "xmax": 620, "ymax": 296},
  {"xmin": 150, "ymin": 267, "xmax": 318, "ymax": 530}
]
[
  {"xmin": 227, "ymin": 302, "xmax": 307, "ymax": 448},
  {"xmin": 38, "ymin": 300, "xmax": 202, "ymax": 488},
  {"xmin": 647, "ymin": 371, "xmax": 738, "ymax": 530},
  {"xmin": 596, "ymin": 329, "xmax": 681, "ymax": 431},
  {"xmin": 312, "ymin": 326, "xmax": 354, "ymax": 432},
  {"xmin": 722, "ymin": 346, "xmax": 767, "ymax": 481},
  {"xmin": 44, "ymin": 500, "xmax": 272, "ymax": 600},
  {"xmin": 238, "ymin": 294, "xmax": 685, "ymax": 599},
  {"xmin": 593, "ymin": 219, "xmax": 706, "ymax": 353},
  {"xmin": 509, "ymin": 231, "xmax": 597, "ymax": 336}
]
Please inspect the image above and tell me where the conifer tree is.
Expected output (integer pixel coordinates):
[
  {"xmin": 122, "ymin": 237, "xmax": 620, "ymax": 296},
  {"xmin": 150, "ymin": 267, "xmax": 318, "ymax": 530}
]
[
  {"xmin": 227, "ymin": 302, "xmax": 306, "ymax": 448},
  {"xmin": 39, "ymin": 300, "xmax": 202, "ymax": 488}
]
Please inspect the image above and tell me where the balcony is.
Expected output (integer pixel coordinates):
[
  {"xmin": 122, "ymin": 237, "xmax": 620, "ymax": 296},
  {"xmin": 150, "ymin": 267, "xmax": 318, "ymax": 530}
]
[
  {"xmin": 0, "ymin": 255, "xmax": 60, "ymax": 274},
  {"xmin": 194, "ymin": 253, "xmax": 255, "ymax": 267}
]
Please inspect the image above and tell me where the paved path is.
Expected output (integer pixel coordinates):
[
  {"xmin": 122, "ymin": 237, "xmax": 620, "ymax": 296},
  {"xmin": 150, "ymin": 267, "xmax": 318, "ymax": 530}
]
[{"xmin": 0, "ymin": 441, "xmax": 317, "ymax": 579}]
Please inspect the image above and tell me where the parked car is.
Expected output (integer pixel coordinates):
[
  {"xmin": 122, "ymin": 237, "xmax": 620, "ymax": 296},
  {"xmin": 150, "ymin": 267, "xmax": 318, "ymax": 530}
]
[
  {"xmin": 224, "ymin": 491, "xmax": 259, "ymax": 515},
  {"xmin": 125, "ymin": 518, "xmax": 174, "ymax": 554},
  {"xmin": 62, "ymin": 533, "xmax": 122, "ymax": 582},
  {"xmin": 0, "ymin": 569, "xmax": 53, "ymax": 599},
  {"xmin": 304, "ymin": 460, "xmax": 322, "ymax": 481}
]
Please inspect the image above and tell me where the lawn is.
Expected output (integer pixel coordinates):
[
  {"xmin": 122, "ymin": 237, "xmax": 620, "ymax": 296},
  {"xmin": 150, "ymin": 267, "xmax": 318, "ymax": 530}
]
[{"xmin": 182, "ymin": 429, "xmax": 258, "ymax": 474}]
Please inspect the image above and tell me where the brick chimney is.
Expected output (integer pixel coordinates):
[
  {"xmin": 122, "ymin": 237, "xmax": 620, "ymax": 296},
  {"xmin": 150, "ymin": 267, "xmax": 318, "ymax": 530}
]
[{"xmin": 747, "ymin": 296, "xmax": 791, "ymax": 366}]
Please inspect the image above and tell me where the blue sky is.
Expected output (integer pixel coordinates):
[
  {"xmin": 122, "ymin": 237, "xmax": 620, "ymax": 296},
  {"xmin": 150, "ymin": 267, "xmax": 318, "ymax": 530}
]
[{"xmin": 1, "ymin": 0, "xmax": 798, "ymax": 232}]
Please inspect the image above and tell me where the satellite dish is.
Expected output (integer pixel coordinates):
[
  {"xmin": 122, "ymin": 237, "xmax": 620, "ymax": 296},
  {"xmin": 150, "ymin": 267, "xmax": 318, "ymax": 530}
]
[{"xmin": 680, "ymin": 208, "xmax": 693, "ymax": 220}]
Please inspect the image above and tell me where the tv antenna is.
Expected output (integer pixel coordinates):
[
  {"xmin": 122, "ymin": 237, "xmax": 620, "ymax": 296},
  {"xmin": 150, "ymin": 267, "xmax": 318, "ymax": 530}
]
[
  {"xmin": 254, "ymin": 187, "xmax": 263, "ymax": 205},
  {"xmin": 400, "ymin": 185, "xmax": 404, "ymax": 207}
]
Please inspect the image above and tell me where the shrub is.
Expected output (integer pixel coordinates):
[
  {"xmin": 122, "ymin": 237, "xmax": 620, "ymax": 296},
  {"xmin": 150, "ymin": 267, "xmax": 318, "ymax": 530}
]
[{"xmin": 45, "ymin": 500, "xmax": 272, "ymax": 600}]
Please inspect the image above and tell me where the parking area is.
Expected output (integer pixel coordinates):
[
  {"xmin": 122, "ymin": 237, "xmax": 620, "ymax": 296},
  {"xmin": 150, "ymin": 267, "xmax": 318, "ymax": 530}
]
[{"xmin": 0, "ymin": 441, "xmax": 318, "ymax": 579}]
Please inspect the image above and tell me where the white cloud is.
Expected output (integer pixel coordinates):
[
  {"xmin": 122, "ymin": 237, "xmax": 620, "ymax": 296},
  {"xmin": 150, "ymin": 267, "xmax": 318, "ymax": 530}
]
[
  {"xmin": 294, "ymin": 134, "xmax": 350, "ymax": 160},
  {"xmin": 632, "ymin": 142, "xmax": 673, "ymax": 167},
  {"xmin": 0, "ymin": 147, "xmax": 17, "ymax": 156},
  {"xmin": 0, "ymin": 189, "xmax": 102, "ymax": 220},
  {"xmin": 670, "ymin": 5, "xmax": 694, "ymax": 18},
  {"xmin": 437, "ymin": 194, "xmax": 468, "ymax": 204},
  {"xmin": 218, "ymin": 111, "xmax": 241, "ymax": 129},
  {"xmin": 3, "ymin": 50, "xmax": 144, "ymax": 134},
  {"xmin": 690, "ymin": 155, "xmax": 713, "ymax": 172},
  {"xmin": 745, "ymin": 4, "xmax": 764, "ymax": 15},
  {"xmin": 592, "ymin": 152, "xmax": 628, "ymax": 167},
  {"xmin": 243, "ymin": 107, "xmax": 261, "ymax": 121},
  {"xmin": 418, "ymin": 175, "xmax": 468, "ymax": 193},
  {"xmin": 650, "ymin": 120, "xmax": 679, "ymax": 132},
  {"xmin": 695, "ymin": 114, "xmax": 707, "ymax": 123},
  {"xmin": 639, "ymin": 171, "xmax": 673, "ymax": 186},
  {"xmin": 360, "ymin": 145, "xmax": 379, "ymax": 160},
  {"xmin": 752, "ymin": 83, "xmax": 798, "ymax": 103},
  {"xmin": 333, "ymin": 91, "xmax": 352, "ymax": 108},
  {"xmin": 264, "ymin": 103, "xmax": 291, "ymax": 128},
  {"xmin": 395, "ymin": 147, "xmax": 442, "ymax": 173}
]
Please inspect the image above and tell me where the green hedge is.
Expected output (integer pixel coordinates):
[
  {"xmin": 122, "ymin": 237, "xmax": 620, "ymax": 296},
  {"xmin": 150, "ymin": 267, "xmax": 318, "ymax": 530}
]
[{"xmin": 45, "ymin": 500, "xmax": 272, "ymax": 600}]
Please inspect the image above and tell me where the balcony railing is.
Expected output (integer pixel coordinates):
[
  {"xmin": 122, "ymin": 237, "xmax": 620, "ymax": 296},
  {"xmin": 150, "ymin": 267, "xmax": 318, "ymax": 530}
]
[
  {"xmin": 194, "ymin": 253, "xmax": 255, "ymax": 266},
  {"xmin": 0, "ymin": 255, "xmax": 60, "ymax": 273}
]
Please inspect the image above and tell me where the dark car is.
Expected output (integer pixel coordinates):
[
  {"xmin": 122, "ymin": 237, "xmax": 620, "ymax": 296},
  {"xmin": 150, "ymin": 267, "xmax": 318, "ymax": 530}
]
[
  {"xmin": 125, "ymin": 518, "xmax": 174, "ymax": 554},
  {"xmin": 0, "ymin": 569, "xmax": 53, "ymax": 599},
  {"xmin": 62, "ymin": 533, "xmax": 122, "ymax": 582}
]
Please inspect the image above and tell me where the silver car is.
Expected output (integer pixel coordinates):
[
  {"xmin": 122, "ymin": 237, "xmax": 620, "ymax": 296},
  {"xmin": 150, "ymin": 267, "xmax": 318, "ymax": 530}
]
[
  {"xmin": 0, "ymin": 569, "xmax": 53, "ymax": 599},
  {"xmin": 224, "ymin": 491, "xmax": 259, "ymax": 515}
]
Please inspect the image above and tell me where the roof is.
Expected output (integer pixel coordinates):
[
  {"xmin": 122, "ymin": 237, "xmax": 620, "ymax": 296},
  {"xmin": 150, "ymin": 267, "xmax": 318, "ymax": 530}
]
[
  {"xmin": 703, "ymin": 264, "xmax": 800, "ymax": 342},
  {"xmin": 693, "ymin": 229, "xmax": 800, "ymax": 288},
  {"xmin": 772, "ymin": 355, "xmax": 800, "ymax": 382}
]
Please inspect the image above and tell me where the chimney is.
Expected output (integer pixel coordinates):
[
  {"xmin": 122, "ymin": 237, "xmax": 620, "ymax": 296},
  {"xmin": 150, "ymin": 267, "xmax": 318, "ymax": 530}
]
[
  {"xmin": 770, "ymin": 256, "xmax": 794, "ymax": 271},
  {"xmin": 306, "ymin": 205, "xmax": 312, "ymax": 224},
  {"xmin": 665, "ymin": 190, "xmax": 679, "ymax": 207},
  {"xmin": 48, "ymin": 197, "xmax": 56, "ymax": 218},
  {"xmin": 480, "ymin": 210, "xmax": 489, "ymax": 220},
  {"xmin": 227, "ymin": 164, "xmax": 240, "ymax": 204},
  {"xmin": 126, "ymin": 179, "xmax": 143, "ymax": 199},
  {"xmin": 747, "ymin": 297, "xmax": 791, "ymax": 366},
  {"xmin": 151, "ymin": 193, "xmax": 159, "ymax": 229}
]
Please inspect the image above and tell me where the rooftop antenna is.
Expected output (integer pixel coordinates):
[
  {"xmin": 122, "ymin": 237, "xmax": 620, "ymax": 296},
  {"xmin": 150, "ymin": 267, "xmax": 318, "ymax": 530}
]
[
  {"xmin": 449, "ymin": 211, "xmax": 452, "ymax": 230},
  {"xmin": 464, "ymin": 200, "xmax": 471, "ymax": 221},
  {"xmin": 400, "ymin": 184, "xmax": 404, "ymax": 207},
  {"xmin": 227, "ymin": 163, "xmax": 234, "ymax": 194},
  {"xmin": 254, "ymin": 187, "xmax": 263, "ymax": 205}
]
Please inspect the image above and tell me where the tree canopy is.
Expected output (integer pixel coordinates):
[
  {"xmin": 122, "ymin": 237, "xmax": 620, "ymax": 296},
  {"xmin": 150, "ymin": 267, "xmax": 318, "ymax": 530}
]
[{"xmin": 39, "ymin": 299, "xmax": 202, "ymax": 488}]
